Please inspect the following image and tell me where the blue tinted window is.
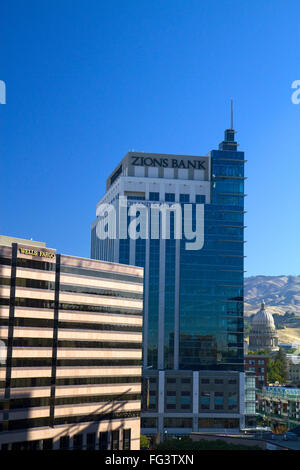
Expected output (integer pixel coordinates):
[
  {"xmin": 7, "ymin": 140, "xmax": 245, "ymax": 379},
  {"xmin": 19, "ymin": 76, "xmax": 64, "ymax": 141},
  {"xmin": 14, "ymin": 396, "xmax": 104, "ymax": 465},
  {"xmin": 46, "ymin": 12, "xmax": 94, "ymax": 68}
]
[
  {"xmin": 196, "ymin": 195, "xmax": 205, "ymax": 203},
  {"xmin": 127, "ymin": 195, "xmax": 145, "ymax": 200},
  {"xmin": 149, "ymin": 192, "xmax": 159, "ymax": 201},
  {"xmin": 165, "ymin": 193, "xmax": 175, "ymax": 202},
  {"xmin": 180, "ymin": 194, "xmax": 189, "ymax": 203}
]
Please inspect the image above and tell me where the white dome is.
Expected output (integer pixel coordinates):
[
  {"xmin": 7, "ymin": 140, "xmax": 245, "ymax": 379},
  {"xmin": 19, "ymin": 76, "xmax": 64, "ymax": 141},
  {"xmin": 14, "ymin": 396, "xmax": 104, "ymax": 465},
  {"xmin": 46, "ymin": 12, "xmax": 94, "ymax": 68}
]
[
  {"xmin": 249, "ymin": 300, "xmax": 279, "ymax": 352},
  {"xmin": 251, "ymin": 300, "xmax": 276, "ymax": 330}
]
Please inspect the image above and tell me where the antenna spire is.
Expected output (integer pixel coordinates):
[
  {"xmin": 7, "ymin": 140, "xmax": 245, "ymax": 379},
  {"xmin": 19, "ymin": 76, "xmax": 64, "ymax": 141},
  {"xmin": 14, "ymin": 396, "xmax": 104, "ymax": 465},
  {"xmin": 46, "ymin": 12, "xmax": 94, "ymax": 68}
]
[{"xmin": 218, "ymin": 100, "xmax": 238, "ymax": 151}]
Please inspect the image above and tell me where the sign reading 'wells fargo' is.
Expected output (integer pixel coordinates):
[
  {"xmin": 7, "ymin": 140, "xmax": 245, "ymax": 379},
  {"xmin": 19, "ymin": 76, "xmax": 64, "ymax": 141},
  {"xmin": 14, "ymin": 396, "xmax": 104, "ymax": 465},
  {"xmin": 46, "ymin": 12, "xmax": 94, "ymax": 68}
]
[{"xmin": 19, "ymin": 248, "xmax": 55, "ymax": 259}]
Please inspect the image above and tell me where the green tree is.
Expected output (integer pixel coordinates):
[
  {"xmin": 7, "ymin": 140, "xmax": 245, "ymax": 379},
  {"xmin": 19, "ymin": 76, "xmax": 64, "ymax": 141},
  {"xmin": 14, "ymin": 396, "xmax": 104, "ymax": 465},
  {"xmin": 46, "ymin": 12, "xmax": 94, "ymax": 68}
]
[
  {"xmin": 140, "ymin": 434, "xmax": 150, "ymax": 449},
  {"xmin": 274, "ymin": 348, "xmax": 289, "ymax": 383},
  {"xmin": 267, "ymin": 348, "xmax": 289, "ymax": 384}
]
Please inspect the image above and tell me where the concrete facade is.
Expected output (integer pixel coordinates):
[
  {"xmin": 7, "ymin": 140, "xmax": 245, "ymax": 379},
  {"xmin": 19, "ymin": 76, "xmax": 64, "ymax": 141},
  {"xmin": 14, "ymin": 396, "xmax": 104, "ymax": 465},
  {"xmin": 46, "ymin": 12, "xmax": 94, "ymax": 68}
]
[{"xmin": 0, "ymin": 238, "xmax": 143, "ymax": 450}]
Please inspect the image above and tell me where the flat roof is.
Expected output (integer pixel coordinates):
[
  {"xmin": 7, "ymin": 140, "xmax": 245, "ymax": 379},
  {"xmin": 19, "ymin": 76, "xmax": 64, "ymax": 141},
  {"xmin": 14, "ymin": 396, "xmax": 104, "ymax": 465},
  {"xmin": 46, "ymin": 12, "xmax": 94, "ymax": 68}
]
[{"xmin": 0, "ymin": 235, "xmax": 46, "ymax": 248}]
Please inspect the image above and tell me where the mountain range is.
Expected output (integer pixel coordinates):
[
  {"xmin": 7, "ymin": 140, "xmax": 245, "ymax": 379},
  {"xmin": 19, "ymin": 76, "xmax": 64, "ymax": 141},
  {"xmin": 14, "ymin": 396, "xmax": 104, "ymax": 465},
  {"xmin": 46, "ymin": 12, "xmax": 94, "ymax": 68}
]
[{"xmin": 244, "ymin": 275, "xmax": 300, "ymax": 317}]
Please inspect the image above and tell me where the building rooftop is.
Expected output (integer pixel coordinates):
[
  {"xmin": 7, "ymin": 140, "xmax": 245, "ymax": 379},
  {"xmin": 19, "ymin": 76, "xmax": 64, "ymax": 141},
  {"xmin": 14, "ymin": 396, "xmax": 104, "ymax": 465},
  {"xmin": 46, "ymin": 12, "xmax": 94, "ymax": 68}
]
[{"xmin": 0, "ymin": 235, "xmax": 46, "ymax": 248}]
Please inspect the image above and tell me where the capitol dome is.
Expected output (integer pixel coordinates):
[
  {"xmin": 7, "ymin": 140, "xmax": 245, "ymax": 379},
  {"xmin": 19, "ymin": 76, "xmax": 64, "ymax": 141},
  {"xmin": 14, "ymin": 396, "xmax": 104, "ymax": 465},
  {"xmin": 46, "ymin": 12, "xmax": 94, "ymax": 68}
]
[
  {"xmin": 249, "ymin": 300, "xmax": 279, "ymax": 352},
  {"xmin": 251, "ymin": 300, "xmax": 276, "ymax": 329}
]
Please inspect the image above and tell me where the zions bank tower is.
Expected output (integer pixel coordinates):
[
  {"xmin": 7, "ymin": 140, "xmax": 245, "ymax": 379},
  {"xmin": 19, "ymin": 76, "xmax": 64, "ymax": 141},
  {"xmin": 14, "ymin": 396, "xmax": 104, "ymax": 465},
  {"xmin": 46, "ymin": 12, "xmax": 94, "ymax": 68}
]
[{"xmin": 91, "ymin": 122, "xmax": 252, "ymax": 438}]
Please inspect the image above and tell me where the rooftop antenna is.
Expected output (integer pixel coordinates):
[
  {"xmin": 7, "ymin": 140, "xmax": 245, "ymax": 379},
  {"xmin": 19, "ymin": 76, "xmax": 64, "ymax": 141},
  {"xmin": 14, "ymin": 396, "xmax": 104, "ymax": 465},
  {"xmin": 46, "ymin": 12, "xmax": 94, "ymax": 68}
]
[{"xmin": 230, "ymin": 98, "xmax": 234, "ymax": 130}]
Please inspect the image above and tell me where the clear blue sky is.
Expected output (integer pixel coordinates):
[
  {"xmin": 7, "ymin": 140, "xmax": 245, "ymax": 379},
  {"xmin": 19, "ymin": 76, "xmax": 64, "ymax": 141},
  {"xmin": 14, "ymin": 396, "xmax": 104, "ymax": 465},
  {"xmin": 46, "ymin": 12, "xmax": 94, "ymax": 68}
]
[{"xmin": 1, "ymin": 0, "xmax": 300, "ymax": 277}]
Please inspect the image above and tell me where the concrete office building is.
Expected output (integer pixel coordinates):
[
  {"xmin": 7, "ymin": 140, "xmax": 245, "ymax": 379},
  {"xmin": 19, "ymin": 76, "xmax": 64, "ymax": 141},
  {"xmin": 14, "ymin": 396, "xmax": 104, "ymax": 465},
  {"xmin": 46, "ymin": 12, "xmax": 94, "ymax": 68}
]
[
  {"xmin": 0, "ymin": 237, "xmax": 143, "ymax": 450},
  {"xmin": 91, "ymin": 121, "xmax": 247, "ymax": 436}
]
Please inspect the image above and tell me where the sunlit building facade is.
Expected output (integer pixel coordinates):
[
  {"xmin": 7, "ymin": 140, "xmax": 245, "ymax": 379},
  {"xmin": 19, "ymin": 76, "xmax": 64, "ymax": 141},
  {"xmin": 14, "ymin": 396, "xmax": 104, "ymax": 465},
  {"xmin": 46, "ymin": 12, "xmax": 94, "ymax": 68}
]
[{"xmin": 0, "ymin": 237, "xmax": 143, "ymax": 450}]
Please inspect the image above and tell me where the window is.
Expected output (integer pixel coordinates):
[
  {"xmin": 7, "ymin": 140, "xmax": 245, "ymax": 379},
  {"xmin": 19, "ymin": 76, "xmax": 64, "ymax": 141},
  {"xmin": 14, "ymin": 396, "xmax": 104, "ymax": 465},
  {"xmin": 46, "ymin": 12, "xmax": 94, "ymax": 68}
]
[
  {"xmin": 200, "ymin": 392, "xmax": 210, "ymax": 406},
  {"xmin": 178, "ymin": 169, "xmax": 188, "ymax": 179},
  {"xmin": 87, "ymin": 433, "xmax": 96, "ymax": 450},
  {"xmin": 134, "ymin": 166, "xmax": 145, "ymax": 177},
  {"xmin": 42, "ymin": 439, "xmax": 53, "ymax": 450},
  {"xmin": 198, "ymin": 418, "xmax": 239, "ymax": 429},
  {"xmin": 59, "ymin": 435, "xmax": 70, "ymax": 450},
  {"xmin": 214, "ymin": 379, "xmax": 223, "ymax": 385},
  {"xmin": 166, "ymin": 392, "xmax": 176, "ymax": 405},
  {"xmin": 141, "ymin": 418, "xmax": 157, "ymax": 428},
  {"xmin": 164, "ymin": 418, "xmax": 192, "ymax": 428},
  {"xmin": 228, "ymin": 405, "xmax": 238, "ymax": 410},
  {"xmin": 180, "ymin": 393, "xmax": 191, "ymax": 405},
  {"xmin": 123, "ymin": 429, "xmax": 131, "ymax": 450},
  {"xmin": 99, "ymin": 432, "xmax": 109, "ymax": 450},
  {"xmin": 165, "ymin": 193, "xmax": 175, "ymax": 202},
  {"xmin": 127, "ymin": 195, "xmax": 145, "ymax": 200},
  {"xmin": 228, "ymin": 393, "xmax": 238, "ymax": 405},
  {"xmin": 180, "ymin": 194, "xmax": 190, "ymax": 203},
  {"xmin": 148, "ymin": 167, "xmax": 158, "ymax": 177},
  {"xmin": 73, "ymin": 434, "xmax": 83, "ymax": 450},
  {"xmin": 196, "ymin": 194, "xmax": 205, "ymax": 203},
  {"xmin": 164, "ymin": 168, "xmax": 174, "ymax": 178},
  {"xmin": 214, "ymin": 396, "xmax": 224, "ymax": 406},
  {"xmin": 149, "ymin": 192, "xmax": 159, "ymax": 201},
  {"xmin": 201, "ymin": 378, "xmax": 210, "ymax": 384},
  {"xmin": 112, "ymin": 430, "xmax": 119, "ymax": 450},
  {"xmin": 181, "ymin": 378, "xmax": 191, "ymax": 384},
  {"xmin": 166, "ymin": 378, "xmax": 176, "ymax": 384},
  {"xmin": 194, "ymin": 169, "xmax": 205, "ymax": 181}
]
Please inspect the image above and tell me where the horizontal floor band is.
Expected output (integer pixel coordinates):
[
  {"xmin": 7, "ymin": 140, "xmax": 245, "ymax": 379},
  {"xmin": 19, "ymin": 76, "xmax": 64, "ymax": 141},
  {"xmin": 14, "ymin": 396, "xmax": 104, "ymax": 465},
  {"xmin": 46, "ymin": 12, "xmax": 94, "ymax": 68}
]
[{"xmin": 0, "ymin": 410, "xmax": 141, "ymax": 432}]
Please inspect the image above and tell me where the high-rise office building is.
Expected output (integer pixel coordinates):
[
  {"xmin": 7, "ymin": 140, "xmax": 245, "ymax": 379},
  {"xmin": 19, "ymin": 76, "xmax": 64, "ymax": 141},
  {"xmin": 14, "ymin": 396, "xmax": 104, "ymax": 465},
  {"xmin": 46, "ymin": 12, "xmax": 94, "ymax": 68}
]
[
  {"xmin": 91, "ymin": 123, "xmax": 247, "ymax": 437},
  {"xmin": 0, "ymin": 237, "xmax": 143, "ymax": 450}
]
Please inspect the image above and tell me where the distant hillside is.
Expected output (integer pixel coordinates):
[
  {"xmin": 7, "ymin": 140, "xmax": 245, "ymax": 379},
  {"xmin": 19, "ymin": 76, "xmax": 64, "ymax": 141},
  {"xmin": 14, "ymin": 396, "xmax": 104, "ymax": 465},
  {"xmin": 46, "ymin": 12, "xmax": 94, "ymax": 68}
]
[
  {"xmin": 277, "ymin": 328, "xmax": 300, "ymax": 345},
  {"xmin": 244, "ymin": 275, "xmax": 300, "ymax": 317}
]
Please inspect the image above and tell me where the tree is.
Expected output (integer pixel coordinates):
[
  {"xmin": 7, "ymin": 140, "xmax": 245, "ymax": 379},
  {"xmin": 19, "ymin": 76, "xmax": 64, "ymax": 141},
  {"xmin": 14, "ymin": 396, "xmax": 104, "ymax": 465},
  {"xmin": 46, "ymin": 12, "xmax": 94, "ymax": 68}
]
[
  {"xmin": 267, "ymin": 348, "xmax": 289, "ymax": 384},
  {"xmin": 140, "ymin": 434, "xmax": 150, "ymax": 449},
  {"xmin": 274, "ymin": 348, "xmax": 289, "ymax": 383}
]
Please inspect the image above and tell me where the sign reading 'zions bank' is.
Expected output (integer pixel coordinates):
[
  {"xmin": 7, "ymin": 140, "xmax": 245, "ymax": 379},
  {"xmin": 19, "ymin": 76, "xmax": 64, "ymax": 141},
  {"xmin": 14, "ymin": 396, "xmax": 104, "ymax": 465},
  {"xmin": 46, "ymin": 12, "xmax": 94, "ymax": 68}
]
[{"xmin": 131, "ymin": 155, "xmax": 206, "ymax": 170}]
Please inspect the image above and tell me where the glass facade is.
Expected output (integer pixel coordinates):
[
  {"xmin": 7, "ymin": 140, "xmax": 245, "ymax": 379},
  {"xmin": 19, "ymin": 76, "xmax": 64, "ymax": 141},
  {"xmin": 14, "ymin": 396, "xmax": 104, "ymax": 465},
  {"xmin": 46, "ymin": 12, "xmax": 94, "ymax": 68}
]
[
  {"xmin": 91, "ymin": 137, "xmax": 245, "ymax": 373},
  {"xmin": 178, "ymin": 149, "xmax": 244, "ymax": 371}
]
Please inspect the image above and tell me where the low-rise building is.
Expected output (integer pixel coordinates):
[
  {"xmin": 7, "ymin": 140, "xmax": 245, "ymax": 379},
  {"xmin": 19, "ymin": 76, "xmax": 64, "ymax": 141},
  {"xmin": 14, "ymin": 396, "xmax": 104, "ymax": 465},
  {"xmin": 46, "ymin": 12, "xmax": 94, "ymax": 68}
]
[
  {"xmin": 244, "ymin": 355, "xmax": 268, "ymax": 389},
  {"xmin": 257, "ymin": 386, "xmax": 300, "ymax": 429},
  {"xmin": 287, "ymin": 356, "xmax": 300, "ymax": 385}
]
